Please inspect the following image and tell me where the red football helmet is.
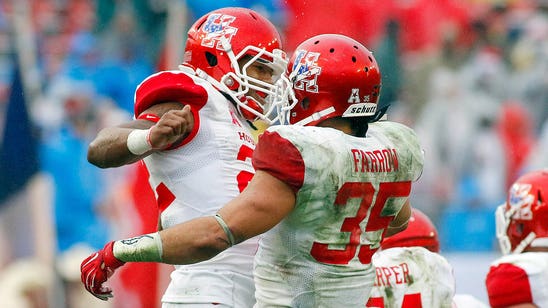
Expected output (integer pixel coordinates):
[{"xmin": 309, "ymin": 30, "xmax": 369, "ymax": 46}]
[
  {"xmin": 381, "ymin": 209, "xmax": 440, "ymax": 253},
  {"xmin": 496, "ymin": 169, "xmax": 548, "ymax": 254},
  {"xmin": 283, "ymin": 34, "xmax": 382, "ymax": 126},
  {"xmin": 183, "ymin": 7, "xmax": 288, "ymax": 122}
]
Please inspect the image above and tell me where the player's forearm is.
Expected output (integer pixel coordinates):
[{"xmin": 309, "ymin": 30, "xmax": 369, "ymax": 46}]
[
  {"xmin": 87, "ymin": 126, "xmax": 149, "ymax": 168},
  {"xmin": 385, "ymin": 220, "xmax": 409, "ymax": 237},
  {"xmin": 161, "ymin": 217, "xmax": 232, "ymax": 264},
  {"xmin": 113, "ymin": 217, "xmax": 231, "ymax": 265}
]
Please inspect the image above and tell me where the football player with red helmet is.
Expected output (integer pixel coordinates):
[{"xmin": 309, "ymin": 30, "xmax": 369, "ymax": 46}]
[
  {"xmin": 367, "ymin": 209, "xmax": 456, "ymax": 308},
  {"xmin": 81, "ymin": 33, "xmax": 424, "ymax": 307},
  {"xmin": 82, "ymin": 7, "xmax": 287, "ymax": 307},
  {"xmin": 486, "ymin": 169, "xmax": 548, "ymax": 308},
  {"xmin": 380, "ymin": 208, "xmax": 440, "ymax": 252},
  {"xmin": 369, "ymin": 209, "xmax": 489, "ymax": 308}
]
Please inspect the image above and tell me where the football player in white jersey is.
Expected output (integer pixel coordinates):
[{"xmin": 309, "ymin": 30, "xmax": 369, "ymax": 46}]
[
  {"xmin": 367, "ymin": 208, "xmax": 456, "ymax": 308},
  {"xmin": 80, "ymin": 34, "xmax": 424, "ymax": 307},
  {"xmin": 485, "ymin": 169, "xmax": 548, "ymax": 308},
  {"xmin": 368, "ymin": 208, "xmax": 489, "ymax": 308},
  {"xmin": 81, "ymin": 7, "xmax": 289, "ymax": 307}
]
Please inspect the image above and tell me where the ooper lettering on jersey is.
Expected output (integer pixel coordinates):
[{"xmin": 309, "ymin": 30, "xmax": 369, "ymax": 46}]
[
  {"xmin": 351, "ymin": 148, "xmax": 399, "ymax": 173},
  {"xmin": 374, "ymin": 263, "xmax": 410, "ymax": 287}
]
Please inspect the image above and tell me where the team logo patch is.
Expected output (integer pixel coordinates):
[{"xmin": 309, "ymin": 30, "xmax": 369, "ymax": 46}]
[
  {"xmin": 201, "ymin": 13, "xmax": 238, "ymax": 50},
  {"xmin": 290, "ymin": 50, "xmax": 322, "ymax": 93},
  {"xmin": 509, "ymin": 183, "xmax": 534, "ymax": 220}
]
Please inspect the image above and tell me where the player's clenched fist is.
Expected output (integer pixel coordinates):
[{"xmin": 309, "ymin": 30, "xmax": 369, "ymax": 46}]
[
  {"xmin": 148, "ymin": 105, "xmax": 194, "ymax": 149},
  {"xmin": 80, "ymin": 241, "xmax": 125, "ymax": 301}
]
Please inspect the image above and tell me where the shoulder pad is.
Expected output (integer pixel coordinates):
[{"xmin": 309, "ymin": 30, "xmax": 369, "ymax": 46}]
[{"xmin": 134, "ymin": 70, "xmax": 208, "ymax": 116}]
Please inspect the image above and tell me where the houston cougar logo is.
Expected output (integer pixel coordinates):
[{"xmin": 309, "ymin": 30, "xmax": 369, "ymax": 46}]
[
  {"xmin": 201, "ymin": 14, "xmax": 238, "ymax": 49},
  {"xmin": 291, "ymin": 50, "xmax": 322, "ymax": 93},
  {"xmin": 509, "ymin": 183, "xmax": 534, "ymax": 220}
]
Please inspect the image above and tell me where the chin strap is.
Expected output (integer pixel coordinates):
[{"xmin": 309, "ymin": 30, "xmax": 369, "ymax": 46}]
[
  {"xmin": 193, "ymin": 67, "xmax": 265, "ymax": 122},
  {"xmin": 294, "ymin": 107, "xmax": 336, "ymax": 126},
  {"xmin": 513, "ymin": 232, "xmax": 536, "ymax": 254}
]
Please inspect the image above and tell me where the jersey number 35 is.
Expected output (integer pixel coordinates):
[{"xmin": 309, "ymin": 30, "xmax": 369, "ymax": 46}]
[{"xmin": 310, "ymin": 181, "xmax": 411, "ymax": 265}]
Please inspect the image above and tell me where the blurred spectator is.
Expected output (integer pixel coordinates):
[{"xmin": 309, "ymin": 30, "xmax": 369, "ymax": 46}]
[
  {"xmin": 374, "ymin": 19, "xmax": 402, "ymax": 112},
  {"xmin": 35, "ymin": 78, "xmax": 133, "ymax": 307},
  {"xmin": 0, "ymin": 258, "xmax": 58, "ymax": 308},
  {"xmin": 526, "ymin": 118, "xmax": 548, "ymax": 171},
  {"xmin": 282, "ymin": 1, "xmax": 373, "ymax": 51},
  {"xmin": 185, "ymin": 0, "xmax": 285, "ymax": 27},
  {"xmin": 496, "ymin": 101, "xmax": 536, "ymax": 190},
  {"xmin": 96, "ymin": 3, "xmax": 154, "ymax": 113},
  {"xmin": 412, "ymin": 64, "xmax": 480, "ymax": 220},
  {"xmin": 466, "ymin": 115, "xmax": 506, "ymax": 209},
  {"xmin": 507, "ymin": 2, "xmax": 548, "ymax": 134},
  {"xmin": 45, "ymin": 1, "xmax": 154, "ymax": 114},
  {"xmin": 38, "ymin": 80, "xmax": 111, "ymax": 253},
  {"xmin": 282, "ymin": 0, "xmax": 470, "ymax": 53}
]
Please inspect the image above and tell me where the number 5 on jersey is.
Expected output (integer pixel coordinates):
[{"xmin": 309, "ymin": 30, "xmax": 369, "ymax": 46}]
[{"xmin": 310, "ymin": 181, "xmax": 411, "ymax": 265}]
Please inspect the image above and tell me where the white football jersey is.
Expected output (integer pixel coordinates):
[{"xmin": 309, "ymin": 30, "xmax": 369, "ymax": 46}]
[
  {"xmin": 134, "ymin": 70, "xmax": 259, "ymax": 306},
  {"xmin": 453, "ymin": 294, "xmax": 489, "ymax": 308},
  {"xmin": 368, "ymin": 247, "xmax": 455, "ymax": 308},
  {"xmin": 251, "ymin": 121, "xmax": 424, "ymax": 307},
  {"xmin": 486, "ymin": 252, "xmax": 548, "ymax": 308}
]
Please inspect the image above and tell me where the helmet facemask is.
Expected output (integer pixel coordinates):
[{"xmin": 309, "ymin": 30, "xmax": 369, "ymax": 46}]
[
  {"xmin": 496, "ymin": 204, "xmax": 517, "ymax": 254},
  {"xmin": 220, "ymin": 42, "xmax": 292, "ymax": 124}
]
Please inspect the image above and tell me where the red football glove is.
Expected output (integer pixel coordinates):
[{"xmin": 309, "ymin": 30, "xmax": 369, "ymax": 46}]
[{"xmin": 80, "ymin": 241, "xmax": 125, "ymax": 300}]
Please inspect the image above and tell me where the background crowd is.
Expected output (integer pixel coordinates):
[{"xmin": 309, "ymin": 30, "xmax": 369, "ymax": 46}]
[{"xmin": 0, "ymin": 0, "xmax": 546, "ymax": 307}]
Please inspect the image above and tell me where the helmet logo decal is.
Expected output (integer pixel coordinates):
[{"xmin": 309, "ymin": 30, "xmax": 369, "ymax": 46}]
[
  {"xmin": 509, "ymin": 183, "xmax": 534, "ymax": 220},
  {"xmin": 347, "ymin": 88, "xmax": 372, "ymax": 104},
  {"xmin": 348, "ymin": 88, "xmax": 361, "ymax": 103},
  {"xmin": 291, "ymin": 50, "xmax": 321, "ymax": 93},
  {"xmin": 201, "ymin": 14, "xmax": 238, "ymax": 50}
]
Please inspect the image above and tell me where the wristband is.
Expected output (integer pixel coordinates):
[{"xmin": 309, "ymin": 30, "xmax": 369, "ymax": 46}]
[
  {"xmin": 127, "ymin": 129, "xmax": 152, "ymax": 155},
  {"xmin": 113, "ymin": 232, "xmax": 163, "ymax": 262},
  {"xmin": 214, "ymin": 213, "xmax": 235, "ymax": 247}
]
